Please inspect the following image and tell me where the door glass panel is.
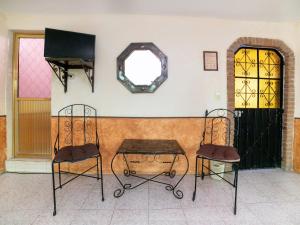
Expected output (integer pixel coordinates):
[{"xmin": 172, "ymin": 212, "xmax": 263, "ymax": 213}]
[
  {"xmin": 259, "ymin": 79, "xmax": 280, "ymax": 108},
  {"xmin": 19, "ymin": 38, "xmax": 52, "ymax": 98},
  {"xmin": 235, "ymin": 78, "xmax": 257, "ymax": 108},
  {"xmin": 234, "ymin": 48, "xmax": 257, "ymax": 78},
  {"xmin": 234, "ymin": 48, "xmax": 282, "ymax": 109},
  {"xmin": 15, "ymin": 35, "xmax": 51, "ymax": 158},
  {"xmin": 259, "ymin": 50, "xmax": 281, "ymax": 79}
]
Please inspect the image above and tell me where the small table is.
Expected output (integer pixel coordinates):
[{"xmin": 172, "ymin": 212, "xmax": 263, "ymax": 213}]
[{"xmin": 111, "ymin": 139, "xmax": 189, "ymax": 199}]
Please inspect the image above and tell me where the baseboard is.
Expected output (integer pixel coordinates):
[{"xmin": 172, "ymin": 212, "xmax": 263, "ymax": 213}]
[{"xmin": 5, "ymin": 158, "xmax": 51, "ymax": 173}]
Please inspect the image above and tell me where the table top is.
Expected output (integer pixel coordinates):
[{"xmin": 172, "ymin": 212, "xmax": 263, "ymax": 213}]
[{"xmin": 117, "ymin": 139, "xmax": 185, "ymax": 155}]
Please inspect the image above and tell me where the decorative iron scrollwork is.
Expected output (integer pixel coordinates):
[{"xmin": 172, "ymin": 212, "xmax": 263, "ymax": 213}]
[
  {"xmin": 46, "ymin": 59, "xmax": 95, "ymax": 93},
  {"xmin": 110, "ymin": 140, "xmax": 189, "ymax": 200},
  {"xmin": 58, "ymin": 104, "xmax": 97, "ymax": 147},
  {"xmin": 234, "ymin": 48, "xmax": 282, "ymax": 109}
]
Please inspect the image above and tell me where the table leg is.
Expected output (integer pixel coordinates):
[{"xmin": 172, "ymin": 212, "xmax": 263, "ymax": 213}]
[
  {"xmin": 123, "ymin": 153, "xmax": 136, "ymax": 177},
  {"xmin": 111, "ymin": 153, "xmax": 131, "ymax": 197},
  {"xmin": 164, "ymin": 154, "xmax": 177, "ymax": 178},
  {"xmin": 111, "ymin": 153, "xmax": 189, "ymax": 199},
  {"xmin": 165, "ymin": 153, "xmax": 189, "ymax": 199}
]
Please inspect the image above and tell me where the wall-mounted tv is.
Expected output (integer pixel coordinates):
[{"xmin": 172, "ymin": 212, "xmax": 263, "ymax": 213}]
[{"xmin": 44, "ymin": 28, "xmax": 95, "ymax": 61}]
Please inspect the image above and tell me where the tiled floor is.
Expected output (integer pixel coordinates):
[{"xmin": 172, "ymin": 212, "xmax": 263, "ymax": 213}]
[{"xmin": 0, "ymin": 169, "xmax": 300, "ymax": 225}]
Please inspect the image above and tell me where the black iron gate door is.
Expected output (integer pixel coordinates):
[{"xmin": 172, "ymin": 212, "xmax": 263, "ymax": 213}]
[
  {"xmin": 236, "ymin": 109, "xmax": 283, "ymax": 169},
  {"xmin": 234, "ymin": 47, "xmax": 284, "ymax": 169}
]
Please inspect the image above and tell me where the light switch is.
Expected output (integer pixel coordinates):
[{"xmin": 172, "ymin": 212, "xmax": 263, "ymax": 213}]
[{"xmin": 215, "ymin": 91, "xmax": 221, "ymax": 100}]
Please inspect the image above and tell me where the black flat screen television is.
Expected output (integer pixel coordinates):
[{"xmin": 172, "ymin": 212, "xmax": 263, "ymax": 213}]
[{"xmin": 44, "ymin": 28, "xmax": 95, "ymax": 60}]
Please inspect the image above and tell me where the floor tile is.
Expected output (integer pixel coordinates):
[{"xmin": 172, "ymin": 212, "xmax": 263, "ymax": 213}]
[
  {"xmin": 81, "ymin": 189, "xmax": 115, "ymax": 210},
  {"xmin": 149, "ymin": 208, "xmax": 186, "ymax": 225},
  {"xmin": 114, "ymin": 184, "xmax": 149, "ymax": 209},
  {"xmin": 0, "ymin": 170, "xmax": 300, "ymax": 225},
  {"xmin": 218, "ymin": 203, "xmax": 264, "ymax": 225},
  {"xmin": 70, "ymin": 209, "xmax": 113, "ymax": 225},
  {"xmin": 149, "ymin": 182, "xmax": 182, "ymax": 209},
  {"xmin": 32, "ymin": 209, "xmax": 76, "ymax": 225},
  {"xmin": 110, "ymin": 209, "xmax": 148, "ymax": 225},
  {"xmin": 183, "ymin": 206, "xmax": 223, "ymax": 223},
  {"xmin": 247, "ymin": 203, "xmax": 292, "ymax": 224},
  {"xmin": 0, "ymin": 209, "xmax": 40, "ymax": 225}
]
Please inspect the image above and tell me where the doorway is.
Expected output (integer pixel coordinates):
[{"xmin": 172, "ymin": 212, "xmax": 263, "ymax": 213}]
[
  {"xmin": 13, "ymin": 33, "xmax": 52, "ymax": 158},
  {"xmin": 234, "ymin": 47, "xmax": 283, "ymax": 169}
]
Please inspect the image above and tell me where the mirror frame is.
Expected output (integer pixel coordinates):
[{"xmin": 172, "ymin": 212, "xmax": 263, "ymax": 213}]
[{"xmin": 117, "ymin": 42, "xmax": 168, "ymax": 93}]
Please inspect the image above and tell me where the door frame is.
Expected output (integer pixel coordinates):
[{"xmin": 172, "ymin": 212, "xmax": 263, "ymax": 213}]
[
  {"xmin": 227, "ymin": 37, "xmax": 295, "ymax": 171},
  {"xmin": 12, "ymin": 32, "xmax": 51, "ymax": 158}
]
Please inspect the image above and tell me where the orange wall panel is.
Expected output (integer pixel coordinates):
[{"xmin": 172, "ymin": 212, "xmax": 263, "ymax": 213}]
[
  {"xmin": 50, "ymin": 117, "xmax": 300, "ymax": 174},
  {"xmin": 0, "ymin": 116, "xmax": 6, "ymax": 172},
  {"xmin": 51, "ymin": 117, "xmax": 205, "ymax": 174},
  {"xmin": 293, "ymin": 119, "xmax": 300, "ymax": 172}
]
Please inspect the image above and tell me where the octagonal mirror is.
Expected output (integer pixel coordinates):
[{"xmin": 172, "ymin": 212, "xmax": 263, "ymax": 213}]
[{"xmin": 117, "ymin": 42, "xmax": 168, "ymax": 93}]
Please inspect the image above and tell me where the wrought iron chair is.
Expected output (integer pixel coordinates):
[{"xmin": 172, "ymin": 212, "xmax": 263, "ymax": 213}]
[
  {"xmin": 51, "ymin": 104, "xmax": 104, "ymax": 216},
  {"xmin": 192, "ymin": 108, "xmax": 240, "ymax": 214}
]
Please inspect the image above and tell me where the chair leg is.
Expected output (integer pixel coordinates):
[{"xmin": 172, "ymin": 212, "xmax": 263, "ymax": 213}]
[
  {"xmin": 100, "ymin": 154, "xmax": 104, "ymax": 201},
  {"xmin": 234, "ymin": 164, "xmax": 239, "ymax": 215},
  {"xmin": 192, "ymin": 156, "xmax": 198, "ymax": 201},
  {"xmin": 51, "ymin": 162, "xmax": 57, "ymax": 216},
  {"xmin": 96, "ymin": 156, "xmax": 100, "ymax": 180},
  {"xmin": 58, "ymin": 162, "xmax": 62, "ymax": 188},
  {"xmin": 201, "ymin": 158, "xmax": 205, "ymax": 180}
]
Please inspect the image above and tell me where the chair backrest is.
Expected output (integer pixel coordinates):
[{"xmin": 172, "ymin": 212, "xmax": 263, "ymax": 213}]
[
  {"xmin": 201, "ymin": 108, "xmax": 240, "ymax": 147},
  {"xmin": 56, "ymin": 104, "xmax": 98, "ymax": 150}
]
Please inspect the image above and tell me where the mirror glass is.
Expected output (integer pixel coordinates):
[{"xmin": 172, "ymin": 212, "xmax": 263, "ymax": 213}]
[{"xmin": 125, "ymin": 50, "xmax": 161, "ymax": 85}]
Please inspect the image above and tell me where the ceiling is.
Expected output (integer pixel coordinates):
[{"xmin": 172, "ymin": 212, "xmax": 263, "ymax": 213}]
[{"xmin": 1, "ymin": 0, "xmax": 300, "ymax": 22}]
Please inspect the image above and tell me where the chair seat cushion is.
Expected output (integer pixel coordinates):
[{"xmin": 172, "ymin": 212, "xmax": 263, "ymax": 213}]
[
  {"xmin": 197, "ymin": 144, "xmax": 240, "ymax": 162},
  {"xmin": 54, "ymin": 143, "xmax": 99, "ymax": 163}
]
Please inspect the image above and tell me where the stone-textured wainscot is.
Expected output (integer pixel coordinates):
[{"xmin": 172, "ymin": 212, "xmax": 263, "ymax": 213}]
[{"xmin": 0, "ymin": 116, "xmax": 6, "ymax": 172}]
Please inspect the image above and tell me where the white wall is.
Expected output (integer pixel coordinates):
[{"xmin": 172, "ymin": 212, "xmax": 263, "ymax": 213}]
[
  {"xmin": 0, "ymin": 14, "xmax": 8, "ymax": 115},
  {"xmin": 2, "ymin": 13, "xmax": 299, "ymax": 117},
  {"xmin": 295, "ymin": 22, "xmax": 300, "ymax": 117}
]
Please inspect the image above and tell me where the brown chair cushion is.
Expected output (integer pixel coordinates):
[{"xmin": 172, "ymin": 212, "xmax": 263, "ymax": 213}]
[
  {"xmin": 197, "ymin": 144, "xmax": 240, "ymax": 162},
  {"xmin": 54, "ymin": 143, "xmax": 99, "ymax": 163}
]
